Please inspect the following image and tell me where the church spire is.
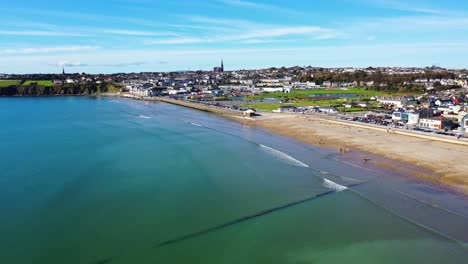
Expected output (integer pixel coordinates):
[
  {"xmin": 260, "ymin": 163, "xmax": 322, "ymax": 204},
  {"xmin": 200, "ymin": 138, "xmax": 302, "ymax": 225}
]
[{"xmin": 221, "ymin": 59, "xmax": 224, "ymax": 72}]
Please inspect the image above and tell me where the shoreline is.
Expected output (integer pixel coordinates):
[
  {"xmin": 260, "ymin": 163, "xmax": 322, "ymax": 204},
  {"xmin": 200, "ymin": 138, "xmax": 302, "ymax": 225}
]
[
  {"xmin": 129, "ymin": 95, "xmax": 468, "ymax": 195},
  {"xmin": 247, "ymin": 113, "xmax": 468, "ymax": 195},
  {"xmin": 9, "ymin": 94, "xmax": 468, "ymax": 195}
]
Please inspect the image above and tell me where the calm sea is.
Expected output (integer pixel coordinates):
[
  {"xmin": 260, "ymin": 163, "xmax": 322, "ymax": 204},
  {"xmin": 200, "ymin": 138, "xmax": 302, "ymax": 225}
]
[{"xmin": 0, "ymin": 97, "xmax": 466, "ymax": 264}]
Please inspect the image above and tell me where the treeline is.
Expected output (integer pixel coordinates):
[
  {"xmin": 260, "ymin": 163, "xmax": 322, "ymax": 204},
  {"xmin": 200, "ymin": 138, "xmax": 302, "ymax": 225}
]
[
  {"xmin": 298, "ymin": 70, "xmax": 460, "ymax": 92},
  {"xmin": 0, "ymin": 82, "xmax": 121, "ymax": 96}
]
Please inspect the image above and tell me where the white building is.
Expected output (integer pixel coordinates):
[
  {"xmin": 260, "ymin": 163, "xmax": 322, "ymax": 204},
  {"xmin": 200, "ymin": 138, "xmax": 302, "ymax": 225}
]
[
  {"xmin": 292, "ymin": 82, "xmax": 321, "ymax": 89},
  {"xmin": 419, "ymin": 118, "xmax": 443, "ymax": 130},
  {"xmin": 167, "ymin": 89, "xmax": 188, "ymax": 95},
  {"xmin": 262, "ymin": 87, "xmax": 289, "ymax": 93},
  {"xmin": 378, "ymin": 97, "xmax": 409, "ymax": 109}
]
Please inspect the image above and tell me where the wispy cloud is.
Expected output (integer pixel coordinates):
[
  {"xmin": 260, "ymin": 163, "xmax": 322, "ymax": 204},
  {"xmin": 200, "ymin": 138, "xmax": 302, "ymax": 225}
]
[
  {"xmin": 57, "ymin": 61, "xmax": 88, "ymax": 67},
  {"xmin": 55, "ymin": 61, "xmax": 149, "ymax": 68},
  {"xmin": 218, "ymin": 0, "xmax": 275, "ymax": 9},
  {"xmin": 216, "ymin": 0, "xmax": 303, "ymax": 15},
  {"xmin": 240, "ymin": 26, "xmax": 330, "ymax": 39},
  {"xmin": 0, "ymin": 30, "xmax": 90, "ymax": 37},
  {"xmin": 150, "ymin": 38, "xmax": 205, "ymax": 45},
  {"xmin": 99, "ymin": 29, "xmax": 176, "ymax": 36},
  {"xmin": 346, "ymin": 15, "xmax": 468, "ymax": 34},
  {"xmin": 149, "ymin": 23, "xmax": 335, "ymax": 45},
  {"xmin": 365, "ymin": 0, "xmax": 442, "ymax": 14},
  {"xmin": 184, "ymin": 16, "xmax": 267, "ymax": 29},
  {"xmin": 95, "ymin": 62, "xmax": 147, "ymax": 67},
  {"xmin": 0, "ymin": 46, "xmax": 99, "ymax": 55}
]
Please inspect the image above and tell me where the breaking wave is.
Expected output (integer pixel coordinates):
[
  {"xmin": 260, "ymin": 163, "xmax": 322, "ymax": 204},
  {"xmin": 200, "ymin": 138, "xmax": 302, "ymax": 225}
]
[
  {"xmin": 258, "ymin": 144, "xmax": 309, "ymax": 168},
  {"xmin": 137, "ymin": 115, "xmax": 151, "ymax": 119},
  {"xmin": 322, "ymin": 178, "xmax": 348, "ymax": 192},
  {"xmin": 189, "ymin": 122, "xmax": 203, "ymax": 127}
]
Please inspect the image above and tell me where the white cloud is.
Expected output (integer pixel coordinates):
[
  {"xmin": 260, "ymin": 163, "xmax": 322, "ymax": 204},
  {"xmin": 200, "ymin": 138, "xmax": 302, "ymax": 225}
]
[{"xmin": 0, "ymin": 46, "xmax": 99, "ymax": 55}]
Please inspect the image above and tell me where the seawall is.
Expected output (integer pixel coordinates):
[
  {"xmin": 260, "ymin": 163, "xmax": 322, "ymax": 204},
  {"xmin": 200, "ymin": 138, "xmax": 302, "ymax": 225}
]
[{"xmin": 151, "ymin": 97, "xmax": 244, "ymax": 117}]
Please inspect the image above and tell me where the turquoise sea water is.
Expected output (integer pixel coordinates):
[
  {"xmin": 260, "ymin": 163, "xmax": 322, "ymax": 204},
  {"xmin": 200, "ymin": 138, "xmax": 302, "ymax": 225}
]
[{"xmin": 0, "ymin": 97, "xmax": 466, "ymax": 264}]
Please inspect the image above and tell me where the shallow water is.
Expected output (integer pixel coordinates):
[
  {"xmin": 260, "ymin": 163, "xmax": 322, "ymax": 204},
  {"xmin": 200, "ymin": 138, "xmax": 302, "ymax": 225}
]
[{"xmin": 0, "ymin": 97, "xmax": 466, "ymax": 264}]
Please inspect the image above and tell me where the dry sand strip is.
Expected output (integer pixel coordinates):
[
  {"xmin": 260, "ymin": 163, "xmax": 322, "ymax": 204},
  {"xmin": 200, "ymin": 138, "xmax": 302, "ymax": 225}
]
[{"xmin": 250, "ymin": 113, "xmax": 468, "ymax": 194}]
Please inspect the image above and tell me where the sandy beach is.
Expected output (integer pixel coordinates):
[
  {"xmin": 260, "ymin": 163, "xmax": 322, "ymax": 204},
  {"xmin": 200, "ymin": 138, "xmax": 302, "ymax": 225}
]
[
  {"xmin": 108, "ymin": 96, "xmax": 468, "ymax": 194},
  {"xmin": 243, "ymin": 112, "xmax": 468, "ymax": 194}
]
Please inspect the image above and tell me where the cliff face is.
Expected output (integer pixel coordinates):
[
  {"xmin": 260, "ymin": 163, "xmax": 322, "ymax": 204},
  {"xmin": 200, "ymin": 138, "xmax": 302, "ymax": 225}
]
[{"xmin": 0, "ymin": 82, "xmax": 119, "ymax": 96}]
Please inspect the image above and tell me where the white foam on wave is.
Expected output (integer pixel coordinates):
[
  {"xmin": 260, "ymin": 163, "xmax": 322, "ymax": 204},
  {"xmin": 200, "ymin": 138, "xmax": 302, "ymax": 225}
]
[
  {"xmin": 258, "ymin": 144, "xmax": 309, "ymax": 168},
  {"xmin": 137, "ymin": 115, "xmax": 151, "ymax": 119},
  {"xmin": 189, "ymin": 122, "xmax": 203, "ymax": 127},
  {"xmin": 322, "ymin": 178, "xmax": 348, "ymax": 192}
]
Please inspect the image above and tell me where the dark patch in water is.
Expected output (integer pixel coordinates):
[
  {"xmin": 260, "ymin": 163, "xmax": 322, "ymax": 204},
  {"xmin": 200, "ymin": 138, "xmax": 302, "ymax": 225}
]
[{"xmin": 94, "ymin": 257, "xmax": 114, "ymax": 264}]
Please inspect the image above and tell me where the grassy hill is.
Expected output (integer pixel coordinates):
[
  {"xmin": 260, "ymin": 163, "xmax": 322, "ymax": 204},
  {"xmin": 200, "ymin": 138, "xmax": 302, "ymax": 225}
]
[{"xmin": 0, "ymin": 80, "xmax": 22, "ymax": 88}]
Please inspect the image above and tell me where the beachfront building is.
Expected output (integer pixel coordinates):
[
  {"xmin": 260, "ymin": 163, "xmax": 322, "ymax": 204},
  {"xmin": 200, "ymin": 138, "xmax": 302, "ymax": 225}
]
[
  {"xmin": 272, "ymin": 105, "xmax": 297, "ymax": 113},
  {"xmin": 243, "ymin": 109, "xmax": 257, "ymax": 117},
  {"xmin": 419, "ymin": 118, "xmax": 443, "ymax": 130},
  {"xmin": 461, "ymin": 114, "xmax": 468, "ymax": 133},
  {"xmin": 418, "ymin": 117, "xmax": 457, "ymax": 130},
  {"xmin": 318, "ymin": 107, "xmax": 339, "ymax": 113}
]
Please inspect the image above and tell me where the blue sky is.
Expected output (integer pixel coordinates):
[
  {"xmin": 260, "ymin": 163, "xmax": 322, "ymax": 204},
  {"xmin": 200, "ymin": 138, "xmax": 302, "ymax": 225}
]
[{"xmin": 1, "ymin": 0, "xmax": 468, "ymax": 73}]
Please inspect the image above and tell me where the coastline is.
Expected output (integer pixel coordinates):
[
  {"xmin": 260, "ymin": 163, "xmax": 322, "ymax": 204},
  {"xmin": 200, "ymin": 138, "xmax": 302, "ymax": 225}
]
[
  {"xmin": 128, "ymin": 95, "xmax": 468, "ymax": 195},
  {"xmin": 247, "ymin": 113, "xmax": 468, "ymax": 195},
  {"xmin": 20, "ymin": 94, "xmax": 468, "ymax": 195}
]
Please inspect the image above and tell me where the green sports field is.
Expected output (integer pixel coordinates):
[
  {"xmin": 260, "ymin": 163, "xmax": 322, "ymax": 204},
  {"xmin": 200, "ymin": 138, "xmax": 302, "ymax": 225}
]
[{"xmin": 23, "ymin": 80, "xmax": 53, "ymax": 86}]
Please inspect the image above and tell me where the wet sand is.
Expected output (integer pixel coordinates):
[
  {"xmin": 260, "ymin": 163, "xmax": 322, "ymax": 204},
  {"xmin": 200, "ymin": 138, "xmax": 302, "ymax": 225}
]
[{"xmin": 241, "ymin": 113, "xmax": 468, "ymax": 194}]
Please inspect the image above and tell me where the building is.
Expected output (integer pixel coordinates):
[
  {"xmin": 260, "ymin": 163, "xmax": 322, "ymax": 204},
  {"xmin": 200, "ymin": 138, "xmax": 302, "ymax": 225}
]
[
  {"xmin": 419, "ymin": 118, "xmax": 443, "ymax": 129},
  {"xmin": 262, "ymin": 87, "xmax": 289, "ymax": 93},
  {"xmin": 273, "ymin": 105, "xmax": 297, "ymax": 113},
  {"xmin": 378, "ymin": 97, "xmax": 409, "ymax": 109},
  {"xmin": 419, "ymin": 117, "xmax": 456, "ymax": 130},
  {"xmin": 292, "ymin": 82, "xmax": 321, "ymax": 89},
  {"xmin": 461, "ymin": 114, "xmax": 468, "ymax": 133},
  {"xmin": 213, "ymin": 59, "xmax": 224, "ymax": 73}
]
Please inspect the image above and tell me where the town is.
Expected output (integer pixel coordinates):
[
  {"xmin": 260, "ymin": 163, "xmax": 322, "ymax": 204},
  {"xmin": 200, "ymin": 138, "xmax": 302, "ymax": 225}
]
[{"xmin": 1, "ymin": 62, "xmax": 468, "ymax": 138}]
